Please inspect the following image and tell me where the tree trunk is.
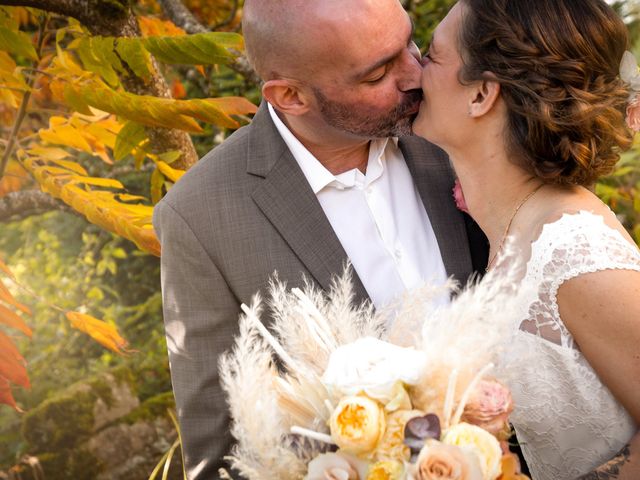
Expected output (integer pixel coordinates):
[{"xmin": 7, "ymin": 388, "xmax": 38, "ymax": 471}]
[{"xmin": 1, "ymin": 0, "xmax": 199, "ymax": 170}]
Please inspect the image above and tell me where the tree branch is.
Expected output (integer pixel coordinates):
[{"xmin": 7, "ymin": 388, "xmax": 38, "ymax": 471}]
[
  {"xmin": 157, "ymin": 0, "xmax": 262, "ymax": 87},
  {"xmin": 0, "ymin": 190, "xmax": 78, "ymax": 222}
]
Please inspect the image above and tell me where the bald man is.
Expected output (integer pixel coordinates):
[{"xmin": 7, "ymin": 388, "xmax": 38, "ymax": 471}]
[{"xmin": 153, "ymin": 0, "xmax": 488, "ymax": 477}]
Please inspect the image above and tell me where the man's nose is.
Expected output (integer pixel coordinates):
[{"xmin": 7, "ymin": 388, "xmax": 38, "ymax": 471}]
[{"xmin": 398, "ymin": 47, "xmax": 423, "ymax": 92}]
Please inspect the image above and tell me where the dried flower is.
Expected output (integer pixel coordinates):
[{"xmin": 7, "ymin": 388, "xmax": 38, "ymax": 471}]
[
  {"xmin": 330, "ymin": 395, "xmax": 386, "ymax": 455},
  {"xmin": 460, "ymin": 379, "xmax": 513, "ymax": 437},
  {"xmin": 409, "ymin": 440, "xmax": 483, "ymax": 480}
]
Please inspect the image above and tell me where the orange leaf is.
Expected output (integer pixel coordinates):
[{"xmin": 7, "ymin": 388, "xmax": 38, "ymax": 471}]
[
  {"xmin": 0, "ymin": 304, "xmax": 32, "ymax": 337},
  {"xmin": 0, "ymin": 258, "xmax": 16, "ymax": 281},
  {"xmin": 0, "ymin": 331, "xmax": 29, "ymax": 389},
  {"xmin": 0, "ymin": 280, "xmax": 31, "ymax": 316},
  {"xmin": 0, "ymin": 376, "xmax": 21, "ymax": 411},
  {"xmin": 65, "ymin": 311, "xmax": 129, "ymax": 354},
  {"xmin": 171, "ymin": 78, "xmax": 186, "ymax": 99},
  {"xmin": 138, "ymin": 16, "xmax": 186, "ymax": 37},
  {"xmin": 0, "ymin": 161, "xmax": 30, "ymax": 197}
]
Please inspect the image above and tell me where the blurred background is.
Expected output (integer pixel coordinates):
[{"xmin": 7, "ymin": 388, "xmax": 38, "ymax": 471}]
[{"xmin": 0, "ymin": 1, "xmax": 639, "ymax": 478}]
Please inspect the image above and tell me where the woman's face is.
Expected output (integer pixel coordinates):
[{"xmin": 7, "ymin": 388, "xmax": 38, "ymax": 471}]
[{"xmin": 412, "ymin": 2, "xmax": 474, "ymax": 148}]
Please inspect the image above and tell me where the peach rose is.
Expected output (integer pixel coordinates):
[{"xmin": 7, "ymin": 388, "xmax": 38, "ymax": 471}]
[
  {"xmin": 460, "ymin": 379, "xmax": 513, "ymax": 437},
  {"xmin": 442, "ymin": 423, "xmax": 502, "ymax": 480},
  {"xmin": 409, "ymin": 440, "xmax": 483, "ymax": 480},
  {"xmin": 330, "ymin": 395, "xmax": 386, "ymax": 455}
]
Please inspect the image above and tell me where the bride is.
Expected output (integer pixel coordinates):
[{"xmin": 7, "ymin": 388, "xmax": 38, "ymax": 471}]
[{"xmin": 412, "ymin": 0, "xmax": 640, "ymax": 478}]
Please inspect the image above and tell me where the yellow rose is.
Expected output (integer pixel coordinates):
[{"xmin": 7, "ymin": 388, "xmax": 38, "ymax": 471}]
[
  {"xmin": 330, "ymin": 395, "xmax": 386, "ymax": 455},
  {"xmin": 442, "ymin": 423, "xmax": 502, "ymax": 480},
  {"xmin": 366, "ymin": 461, "xmax": 404, "ymax": 480},
  {"xmin": 411, "ymin": 440, "xmax": 483, "ymax": 480},
  {"xmin": 376, "ymin": 409, "xmax": 424, "ymax": 462}
]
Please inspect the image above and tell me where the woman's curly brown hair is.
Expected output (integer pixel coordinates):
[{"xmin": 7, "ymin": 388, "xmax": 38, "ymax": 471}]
[{"xmin": 458, "ymin": 0, "xmax": 633, "ymax": 186}]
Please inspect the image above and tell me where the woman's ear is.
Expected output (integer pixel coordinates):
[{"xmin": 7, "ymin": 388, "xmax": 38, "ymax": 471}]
[
  {"xmin": 262, "ymin": 79, "xmax": 311, "ymax": 116},
  {"xmin": 468, "ymin": 74, "xmax": 501, "ymax": 118}
]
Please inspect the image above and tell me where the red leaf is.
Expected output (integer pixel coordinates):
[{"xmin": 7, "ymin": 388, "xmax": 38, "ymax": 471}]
[{"xmin": 0, "ymin": 331, "xmax": 30, "ymax": 389}]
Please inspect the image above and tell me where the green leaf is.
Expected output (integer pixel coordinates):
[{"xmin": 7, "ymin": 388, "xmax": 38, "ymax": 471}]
[
  {"xmin": 114, "ymin": 121, "xmax": 147, "ymax": 161},
  {"xmin": 157, "ymin": 150, "xmax": 181, "ymax": 164},
  {"xmin": 75, "ymin": 36, "xmax": 120, "ymax": 87},
  {"xmin": 0, "ymin": 26, "xmax": 37, "ymax": 60},
  {"xmin": 141, "ymin": 32, "xmax": 242, "ymax": 66},
  {"xmin": 150, "ymin": 168, "xmax": 164, "ymax": 205},
  {"xmin": 115, "ymin": 37, "xmax": 154, "ymax": 81}
]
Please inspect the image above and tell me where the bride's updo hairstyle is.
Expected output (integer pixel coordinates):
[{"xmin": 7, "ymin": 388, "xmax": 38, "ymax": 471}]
[{"xmin": 458, "ymin": 0, "xmax": 633, "ymax": 186}]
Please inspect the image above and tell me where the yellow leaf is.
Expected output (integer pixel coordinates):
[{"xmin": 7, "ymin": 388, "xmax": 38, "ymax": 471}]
[
  {"xmin": 65, "ymin": 311, "xmax": 129, "ymax": 354},
  {"xmin": 27, "ymin": 146, "xmax": 70, "ymax": 160},
  {"xmin": 68, "ymin": 176, "xmax": 124, "ymax": 189},
  {"xmin": 155, "ymin": 160, "xmax": 185, "ymax": 183}
]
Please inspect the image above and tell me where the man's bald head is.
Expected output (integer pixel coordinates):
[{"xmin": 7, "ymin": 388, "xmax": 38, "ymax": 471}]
[{"xmin": 242, "ymin": 0, "xmax": 401, "ymax": 81}]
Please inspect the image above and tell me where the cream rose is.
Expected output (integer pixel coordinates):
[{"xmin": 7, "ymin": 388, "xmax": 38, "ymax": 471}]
[
  {"xmin": 330, "ymin": 395, "xmax": 386, "ymax": 455},
  {"xmin": 305, "ymin": 452, "xmax": 369, "ymax": 480},
  {"xmin": 409, "ymin": 440, "xmax": 483, "ymax": 480},
  {"xmin": 442, "ymin": 423, "xmax": 502, "ymax": 480},
  {"xmin": 376, "ymin": 409, "xmax": 424, "ymax": 462},
  {"xmin": 460, "ymin": 379, "xmax": 513, "ymax": 436},
  {"xmin": 322, "ymin": 337, "xmax": 426, "ymax": 404},
  {"xmin": 366, "ymin": 461, "xmax": 405, "ymax": 480}
]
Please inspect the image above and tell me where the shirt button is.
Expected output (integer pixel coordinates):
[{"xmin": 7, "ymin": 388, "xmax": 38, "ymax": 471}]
[{"xmin": 394, "ymin": 247, "xmax": 402, "ymax": 260}]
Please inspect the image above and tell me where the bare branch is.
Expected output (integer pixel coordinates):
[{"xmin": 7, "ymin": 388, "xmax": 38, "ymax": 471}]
[
  {"xmin": 0, "ymin": 190, "xmax": 78, "ymax": 222},
  {"xmin": 156, "ymin": 0, "xmax": 207, "ymax": 33}
]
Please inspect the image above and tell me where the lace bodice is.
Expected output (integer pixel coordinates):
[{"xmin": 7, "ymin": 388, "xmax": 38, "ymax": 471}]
[{"xmin": 507, "ymin": 211, "xmax": 639, "ymax": 480}]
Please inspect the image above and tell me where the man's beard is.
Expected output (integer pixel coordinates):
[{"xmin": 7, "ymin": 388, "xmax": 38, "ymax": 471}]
[{"xmin": 312, "ymin": 88, "xmax": 423, "ymax": 138}]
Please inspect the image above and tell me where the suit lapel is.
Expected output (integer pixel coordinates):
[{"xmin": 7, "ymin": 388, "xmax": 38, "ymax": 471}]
[
  {"xmin": 400, "ymin": 137, "xmax": 474, "ymax": 285},
  {"xmin": 246, "ymin": 103, "xmax": 370, "ymax": 304}
]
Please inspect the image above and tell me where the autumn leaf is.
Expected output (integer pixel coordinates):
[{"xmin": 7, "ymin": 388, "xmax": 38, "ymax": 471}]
[
  {"xmin": 138, "ymin": 16, "xmax": 186, "ymax": 37},
  {"xmin": 0, "ymin": 160, "xmax": 30, "ymax": 197},
  {"xmin": 0, "ymin": 279, "xmax": 32, "ymax": 316},
  {"xmin": 0, "ymin": 304, "xmax": 32, "ymax": 337},
  {"xmin": 0, "ymin": 330, "xmax": 29, "ymax": 389},
  {"xmin": 65, "ymin": 311, "xmax": 129, "ymax": 354},
  {"xmin": 0, "ymin": 376, "xmax": 21, "ymax": 411}
]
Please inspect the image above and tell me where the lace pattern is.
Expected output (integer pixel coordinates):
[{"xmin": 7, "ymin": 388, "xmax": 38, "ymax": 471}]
[{"xmin": 507, "ymin": 211, "xmax": 639, "ymax": 480}]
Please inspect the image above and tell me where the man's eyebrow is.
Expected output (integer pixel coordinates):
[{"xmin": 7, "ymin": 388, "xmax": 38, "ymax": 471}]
[{"xmin": 354, "ymin": 20, "xmax": 415, "ymax": 80}]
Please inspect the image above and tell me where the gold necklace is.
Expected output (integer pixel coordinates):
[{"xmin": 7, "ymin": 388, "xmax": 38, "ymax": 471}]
[{"xmin": 485, "ymin": 183, "xmax": 545, "ymax": 272}]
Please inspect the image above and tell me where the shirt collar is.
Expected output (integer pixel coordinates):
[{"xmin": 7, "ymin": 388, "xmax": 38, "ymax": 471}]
[{"xmin": 268, "ymin": 102, "xmax": 398, "ymax": 194}]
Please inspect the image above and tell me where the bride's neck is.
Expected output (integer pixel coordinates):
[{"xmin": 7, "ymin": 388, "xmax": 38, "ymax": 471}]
[{"xmin": 449, "ymin": 146, "xmax": 541, "ymax": 250}]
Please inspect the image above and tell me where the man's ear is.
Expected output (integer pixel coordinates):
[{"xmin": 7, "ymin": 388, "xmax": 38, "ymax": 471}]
[
  {"xmin": 468, "ymin": 75, "xmax": 501, "ymax": 118},
  {"xmin": 262, "ymin": 79, "xmax": 311, "ymax": 116}
]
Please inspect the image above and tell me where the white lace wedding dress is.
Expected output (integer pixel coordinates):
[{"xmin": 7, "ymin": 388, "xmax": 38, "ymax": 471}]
[{"xmin": 507, "ymin": 211, "xmax": 639, "ymax": 480}]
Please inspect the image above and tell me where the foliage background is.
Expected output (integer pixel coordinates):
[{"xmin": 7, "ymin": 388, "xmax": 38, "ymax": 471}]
[{"xmin": 0, "ymin": 0, "xmax": 639, "ymax": 478}]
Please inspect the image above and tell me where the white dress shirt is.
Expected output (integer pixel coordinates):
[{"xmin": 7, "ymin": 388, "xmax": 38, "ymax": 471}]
[{"xmin": 268, "ymin": 103, "xmax": 448, "ymax": 308}]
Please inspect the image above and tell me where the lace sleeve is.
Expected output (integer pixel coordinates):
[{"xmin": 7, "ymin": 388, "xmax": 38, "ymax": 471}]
[{"xmin": 520, "ymin": 211, "xmax": 640, "ymax": 348}]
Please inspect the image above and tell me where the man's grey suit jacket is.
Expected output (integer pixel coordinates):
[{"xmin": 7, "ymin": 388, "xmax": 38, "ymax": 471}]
[{"xmin": 153, "ymin": 102, "xmax": 488, "ymax": 479}]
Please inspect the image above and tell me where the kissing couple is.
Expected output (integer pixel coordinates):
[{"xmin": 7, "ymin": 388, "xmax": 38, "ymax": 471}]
[{"xmin": 153, "ymin": 0, "xmax": 640, "ymax": 479}]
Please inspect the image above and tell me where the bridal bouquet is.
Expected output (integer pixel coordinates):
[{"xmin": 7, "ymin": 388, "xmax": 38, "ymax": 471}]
[{"xmin": 219, "ymin": 264, "xmax": 530, "ymax": 480}]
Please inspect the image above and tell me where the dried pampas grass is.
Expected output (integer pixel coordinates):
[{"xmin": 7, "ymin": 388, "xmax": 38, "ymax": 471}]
[{"xmin": 219, "ymin": 254, "xmax": 529, "ymax": 479}]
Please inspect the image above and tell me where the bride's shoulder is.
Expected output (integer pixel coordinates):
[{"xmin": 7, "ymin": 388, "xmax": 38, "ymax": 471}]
[{"xmin": 532, "ymin": 185, "xmax": 634, "ymax": 246}]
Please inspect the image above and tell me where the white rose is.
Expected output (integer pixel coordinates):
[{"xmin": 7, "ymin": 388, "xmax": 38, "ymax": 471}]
[
  {"xmin": 305, "ymin": 452, "xmax": 369, "ymax": 480},
  {"xmin": 322, "ymin": 337, "xmax": 426, "ymax": 404}
]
